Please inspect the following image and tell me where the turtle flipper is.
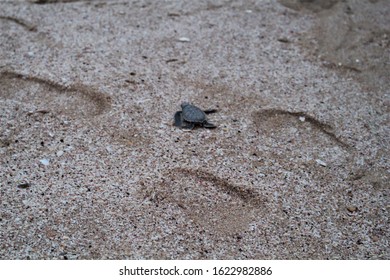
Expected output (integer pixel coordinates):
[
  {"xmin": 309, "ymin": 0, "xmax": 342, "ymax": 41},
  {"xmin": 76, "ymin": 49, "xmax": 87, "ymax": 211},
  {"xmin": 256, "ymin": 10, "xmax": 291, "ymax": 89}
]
[
  {"xmin": 203, "ymin": 121, "xmax": 217, "ymax": 129},
  {"xmin": 174, "ymin": 111, "xmax": 183, "ymax": 127},
  {"xmin": 182, "ymin": 122, "xmax": 195, "ymax": 130},
  {"xmin": 175, "ymin": 111, "xmax": 195, "ymax": 130}
]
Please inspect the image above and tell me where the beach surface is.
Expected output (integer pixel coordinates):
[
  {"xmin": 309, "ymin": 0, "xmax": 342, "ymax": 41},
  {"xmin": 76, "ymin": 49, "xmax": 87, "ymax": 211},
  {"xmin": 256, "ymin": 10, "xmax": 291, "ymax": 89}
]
[{"xmin": 0, "ymin": 0, "xmax": 389, "ymax": 259}]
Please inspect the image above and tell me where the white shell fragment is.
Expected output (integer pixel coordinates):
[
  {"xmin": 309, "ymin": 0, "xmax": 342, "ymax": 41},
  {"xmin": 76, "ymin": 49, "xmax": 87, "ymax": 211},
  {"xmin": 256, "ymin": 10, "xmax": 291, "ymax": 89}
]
[
  {"xmin": 178, "ymin": 37, "xmax": 190, "ymax": 42},
  {"xmin": 39, "ymin": 159, "xmax": 50, "ymax": 166},
  {"xmin": 316, "ymin": 159, "xmax": 327, "ymax": 167}
]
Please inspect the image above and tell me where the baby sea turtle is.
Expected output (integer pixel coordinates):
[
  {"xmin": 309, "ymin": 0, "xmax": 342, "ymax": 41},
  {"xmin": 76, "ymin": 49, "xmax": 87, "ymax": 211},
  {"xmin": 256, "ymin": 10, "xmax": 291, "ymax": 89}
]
[{"xmin": 174, "ymin": 102, "xmax": 217, "ymax": 130}]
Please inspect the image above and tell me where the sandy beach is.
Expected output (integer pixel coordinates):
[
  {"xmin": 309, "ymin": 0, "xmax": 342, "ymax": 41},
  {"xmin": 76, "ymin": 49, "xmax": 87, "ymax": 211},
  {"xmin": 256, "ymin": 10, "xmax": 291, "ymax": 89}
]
[{"xmin": 0, "ymin": 0, "xmax": 389, "ymax": 259}]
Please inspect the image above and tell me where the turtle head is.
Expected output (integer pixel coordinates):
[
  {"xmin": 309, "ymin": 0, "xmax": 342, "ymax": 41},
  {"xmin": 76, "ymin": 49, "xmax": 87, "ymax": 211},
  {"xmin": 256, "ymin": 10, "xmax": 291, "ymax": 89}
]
[{"xmin": 181, "ymin": 101, "xmax": 191, "ymax": 108}]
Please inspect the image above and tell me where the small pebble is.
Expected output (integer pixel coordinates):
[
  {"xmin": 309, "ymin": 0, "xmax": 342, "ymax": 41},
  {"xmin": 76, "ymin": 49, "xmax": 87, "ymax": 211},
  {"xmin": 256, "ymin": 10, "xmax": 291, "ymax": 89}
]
[
  {"xmin": 17, "ymin": 182, "xmax": 30, "ymax": 189},
  {"xmin": 347, "ymin": 206, "xmax": 358, "ymax": 213},
  {"xmin": 178, "ymin": 37, "xmax": 190, "ymax": 42},
  {"xmin": 168, "ymin": 12, "xmax": 180, "ymax": 17},
  {"xmin": 64, "ymin": 146, "xmax": 73, "ymax": 151},
  {"xmin": 371, "ymin": 235, "xmax": 379, "ymax": 242},
  {"xmin": 40, "ymin": 159, "xmax": 50, "ymax": 166},
  {"xmin": 56, "ymin": 150, "xmax": 64, "ymax": 157},
  {"xmin": 277, "ymin": 37, "xmax": 290, "ymax": 43},
  {"xmin": 315, "ymin": 159, "xmax": 327, "ymax": 167},
  {"xmin": 299, "ymin": 116, "xmax": 305, "ymax": 122},
  {"xmin": 22, "ymin": 200, "xmax": 30, "ymax": 206}
]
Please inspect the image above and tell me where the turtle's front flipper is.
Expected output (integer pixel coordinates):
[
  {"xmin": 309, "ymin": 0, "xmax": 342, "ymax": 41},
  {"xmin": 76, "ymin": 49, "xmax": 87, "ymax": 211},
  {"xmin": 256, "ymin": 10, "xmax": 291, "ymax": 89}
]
[
  {"xmin": 174, "ymin": 111, "xmax": 183, "ymax": 127},
  {"xmin": 203, "ymin": 121, "xmax": 217, "ymax": 129},
  {"xmin": 175, "ymin": 111, "xmax": 195, "ymax": 130},
  {"xmin": 182, "ymin": 122, "xmax": 195, "ymax": 130}
]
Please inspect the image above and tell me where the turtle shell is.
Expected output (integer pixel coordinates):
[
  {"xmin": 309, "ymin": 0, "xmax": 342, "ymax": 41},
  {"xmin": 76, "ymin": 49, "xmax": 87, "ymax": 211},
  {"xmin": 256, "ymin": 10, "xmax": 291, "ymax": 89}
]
[{"xmin": 181, "ymin": 103, "xmax": 206, "ymax": 123}]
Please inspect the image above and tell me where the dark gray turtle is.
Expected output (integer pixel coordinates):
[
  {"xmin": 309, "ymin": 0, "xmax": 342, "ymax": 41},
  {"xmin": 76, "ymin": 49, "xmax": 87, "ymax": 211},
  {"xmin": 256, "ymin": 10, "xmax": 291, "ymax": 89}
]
[{"xmin": 174, "ymin": 102, "xmax": 217, "ymax": 130}]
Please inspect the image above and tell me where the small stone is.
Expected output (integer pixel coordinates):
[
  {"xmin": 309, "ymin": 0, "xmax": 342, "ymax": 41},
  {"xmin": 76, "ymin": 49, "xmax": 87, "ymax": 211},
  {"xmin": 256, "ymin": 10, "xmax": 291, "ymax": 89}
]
[
  {"xmin": 40, "ymin": 159, "xmax": 50, "ymax": 166},
  {"xmin": 299, "ymin": 116, "xmax": 305, "ymax": 122},
  {"xmin": 56, "ymin": 150, "xmax": 64, "ymax": 157},
  {"xmin": 347, "ymin": 206, "xmax": 358, "ymax": 213},
  {"xmin": 315, "ymin": 159, "xmax": 327, "ymax": 167},
  {"xmin": 17, "ymin": 182, "xmax": 30, "ymax": 189},
  {"xmin": 166, "ymin": 58, "xmax": 179, "ymax": 63},
  {"xmin": 277, "ymin": 37, "xmax": 290, "ymax": 43},
  {"xmin": 371, "ymin": 235, "xmax": 379, "ymax": 242},
  {"xmin": 178, "ymin": 37, "xmax": 190, "ymax": 42},
  {"xmin": 168, "ymin": 12, "xmax": 181, "ymax": 17}
]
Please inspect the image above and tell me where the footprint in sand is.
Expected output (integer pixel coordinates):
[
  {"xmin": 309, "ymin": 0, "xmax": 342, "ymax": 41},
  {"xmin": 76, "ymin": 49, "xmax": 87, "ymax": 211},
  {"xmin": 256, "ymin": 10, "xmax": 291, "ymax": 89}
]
[
  {"xmin": 0, "ymin": 71, "xmax": 153, "ymax": 153},
  {"xmin": 0, "ymin": 71, "xmax": 111, "ymax": 118},
  {"xmin": 155, "ymin": 168, "xmax": 266, "ymax": 235},
  {"xmin": 0, "ymin": 16, "xmax": 37, "ymax": 32},
  {"xmin": 0, "ymin": 71, "xmax": 112, "ymax": 155},
  {"xmin": 252, "ymin": 109, "xmax": 350, "ymax": 164}
]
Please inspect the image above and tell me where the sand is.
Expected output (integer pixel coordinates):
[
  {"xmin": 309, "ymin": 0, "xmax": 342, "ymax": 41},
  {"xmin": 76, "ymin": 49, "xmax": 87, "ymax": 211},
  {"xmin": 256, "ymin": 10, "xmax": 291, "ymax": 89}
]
[{"xmin": 0, "ymin": 0, "xmax": 389, "ymax": 259}]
